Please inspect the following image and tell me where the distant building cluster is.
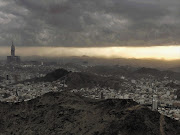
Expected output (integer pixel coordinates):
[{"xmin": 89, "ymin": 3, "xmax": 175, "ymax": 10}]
[{"xmin": 0, "ymin": 55, "xmax": 179, "ymax": 121}]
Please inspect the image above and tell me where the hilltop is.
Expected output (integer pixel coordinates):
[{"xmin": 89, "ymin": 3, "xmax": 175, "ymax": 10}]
[
  {"xmin": 0, "ymin": 91, "xmax": 179, "ymax": 135},
  {"xmin": 25, "ymin": 68, "xmax": 124, "ymax": 90},
  {"xmin": 0, "ymin": 76, "xmax": 4, "ymax": 82}
]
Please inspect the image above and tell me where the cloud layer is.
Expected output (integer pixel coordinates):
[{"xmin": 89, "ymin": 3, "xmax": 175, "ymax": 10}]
[{"xmin": 0, "ymin": 0, "xmax": 180, "ymax": 47}]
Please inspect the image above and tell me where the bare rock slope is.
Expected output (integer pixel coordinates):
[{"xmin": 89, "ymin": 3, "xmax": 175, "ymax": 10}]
[{"xmin": 0, "ymin": 92, "xmax": 179, "ymax": 135}]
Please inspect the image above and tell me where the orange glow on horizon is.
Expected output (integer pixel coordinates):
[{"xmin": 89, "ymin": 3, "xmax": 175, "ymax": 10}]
[{"xmin": 0, "ymin": 45, "xmax": 179, "ymax": 61}]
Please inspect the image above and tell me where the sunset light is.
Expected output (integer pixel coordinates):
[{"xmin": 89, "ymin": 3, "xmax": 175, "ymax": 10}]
[{"xmin": 0, "ymin": 46, "xmax": 178, "ymax": 60}]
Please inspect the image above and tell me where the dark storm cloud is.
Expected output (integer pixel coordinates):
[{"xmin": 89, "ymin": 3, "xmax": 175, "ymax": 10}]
[{"xmin": 0, "ymin": 0, "xmax": 180, "ymax": 46}]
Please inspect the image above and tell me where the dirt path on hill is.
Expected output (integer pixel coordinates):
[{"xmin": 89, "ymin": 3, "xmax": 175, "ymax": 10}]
[{"xmin": 160, "ymin": 114, "xmax": 165, "ymax": 135}]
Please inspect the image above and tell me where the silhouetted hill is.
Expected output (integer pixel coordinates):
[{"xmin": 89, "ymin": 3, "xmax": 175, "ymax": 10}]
[
  {"xmin": 165, "ymin": 82, "xmax": 180, "ymax": 89},
  {"xmin": 64, "ymin": 72, "xmax": 99, "ymax": 88},
  {"xmin": 24, "ymin": 67, "xmax": 180, "ymax": 90},
  {"xmin": 166, "ymin": 82, "xmax": 180, "ymax": 100},
  {"xmin": 87, "ymin": 65, "xmax": 135, "ymax": 76},
  {"xmin": 42, "ymin": 68, "xmax": 70, "ymax": 82},
  {"xmin": 168, "ymin": 67, "xmax": 180, "ymax": 73},
  {"xmin": 24, "ymin": 68, "xmax": 70, "ymax": 83},
  {"xmin": 133, "ymin": 67, "xmax": 180, "ymax": 80},
  {"xmin": 0, "ymin": 91, "xmax": 179, "ymax": 135},
  {"xmin": 63, "ymin": 63, "xmax": 85, "ymax": 71},
  {"xmin": 134, "ymin": 67, "xmax": 161, "ymax": 75},
  {"xmin": 64, "ymin": 72, "xmax": 123, "ymax": 89},
  {"xmin": 176, "ymin": 90, "xmax": 180, "ymax": 100},
  {"xmin": 26, "ymin": 68, "xmax": 124, "ymax": 90},
  {"xmin": 87, "ymin": 66, "xmax": 180, "ymax": 80},
  {"xmin": 0, "ymin": 76, "xmax": 4, "ymax": 82}
]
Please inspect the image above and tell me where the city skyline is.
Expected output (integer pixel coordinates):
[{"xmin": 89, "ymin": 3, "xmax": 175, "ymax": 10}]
[
  {"xmin": 0, "ymin": 0, "xmax": 179, "ymax": 61},
  {"xmin": 0, "ymin": 1, "xmax": 180, "ymax": 134}
]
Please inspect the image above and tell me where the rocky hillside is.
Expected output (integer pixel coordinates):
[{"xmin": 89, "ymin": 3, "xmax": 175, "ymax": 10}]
[
  {"xmin": 87, "ymin": 65, "xmax": 135, "ymax": 76},
  {"xmin": 176, "ymin": 90, "xmax": 180, "ymax": 100},
  {"xmin": 64, "ymin": 72, "xmax": 124, "ymax": 89},
  {"xmin": 23, "ymin": 68, "xmax": 70, "ymax": 83},
  {"xmin": 0, "ymin": 76, "xmax": 4, "ymax": 82},
  {"xmin": 168, "ymin": 67, "xmax": 180, "ymax": 73},
  {"xmin": 133, "ymin": 67, "xmax": 180, "ymax": 80},
  {"xmin": 0, "ymin": 91, "xmax": 179, "ymax": 135},
  {"xmin": 165, "ymin": 82, "xmax": 180, "ymax": 100},
  {"xmin": 87, "ymin": 66, "xmax": 180, "ymax": 80},
  {"xmin": 40, "ymin": 68, "xmax": 70, "ymax": 82},
  {"xmin": 25, "ymin": 67, "xmax": 180, "ymax": 88},
  {"xmin": 165, "ymin": 82, "xmax": 180, "ymax": 89},
  {"xmin": 26, "ymin": 68, "xmax": 124, "ymax": 90}
]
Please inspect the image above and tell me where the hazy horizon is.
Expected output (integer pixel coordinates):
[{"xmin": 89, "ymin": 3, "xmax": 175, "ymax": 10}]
[
  {"xmin": 0, "ymin": 45, "xmax": 179, "ymax": 61},
  {"xmin": 0, "ymin": 0, "xmax": 179, "ymax": 63}
]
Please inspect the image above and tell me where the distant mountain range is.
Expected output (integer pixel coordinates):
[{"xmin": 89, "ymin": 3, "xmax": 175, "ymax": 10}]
[{"xmin": 0, "ymin": 91, "xmax": 179, "ymax": 135}]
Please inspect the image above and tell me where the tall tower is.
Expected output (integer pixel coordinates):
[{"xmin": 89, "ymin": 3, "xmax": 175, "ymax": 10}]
[
  {"xmin": 11, "ymin": 41, "xmax": 15, "ymax": 56},
  {"xmin": 152, "ymin": 95, "xmax": 158, "ymax": 111},
  {"xmin": 7, "ymin": 41, "xmax": 21, "ymax": 63}
]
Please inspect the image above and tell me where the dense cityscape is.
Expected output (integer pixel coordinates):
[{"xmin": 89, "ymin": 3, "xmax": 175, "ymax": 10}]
[
  {"xmin": 0, "ymin": 44, "xmax": 179, "ymax": 123},
  {"xmin": 0, "ymin": 0, "xmax": 180, "ymax": 134}
]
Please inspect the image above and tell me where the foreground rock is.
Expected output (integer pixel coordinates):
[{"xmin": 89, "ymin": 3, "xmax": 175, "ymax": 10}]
[{"xmin": 0, "ymin": 92, "xmax": 179, "ymax": 135}]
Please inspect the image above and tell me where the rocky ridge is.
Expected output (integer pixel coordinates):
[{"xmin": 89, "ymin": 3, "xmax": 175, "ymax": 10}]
[{"xmin": 0, "ymin": 91, "xmax": 179, "ymax": 135}]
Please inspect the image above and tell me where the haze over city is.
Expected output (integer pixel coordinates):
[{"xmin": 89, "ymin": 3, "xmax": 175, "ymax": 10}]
[
  {"xmin": 0, "ymin": 0, "xmax": 179, "ymax": 62},
  {"xmin": 0, "ymin": 46, "xmax": 179, "ymax": 60},
  {"xmin": 0, "ymin": 0, "xmax": 180, "ymax": 135}
]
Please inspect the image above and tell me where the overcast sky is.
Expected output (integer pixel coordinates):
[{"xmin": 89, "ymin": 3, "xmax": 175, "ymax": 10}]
[{"xmin": 0, "ymin": 0, "xmax": 180, "ymax": 47}]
